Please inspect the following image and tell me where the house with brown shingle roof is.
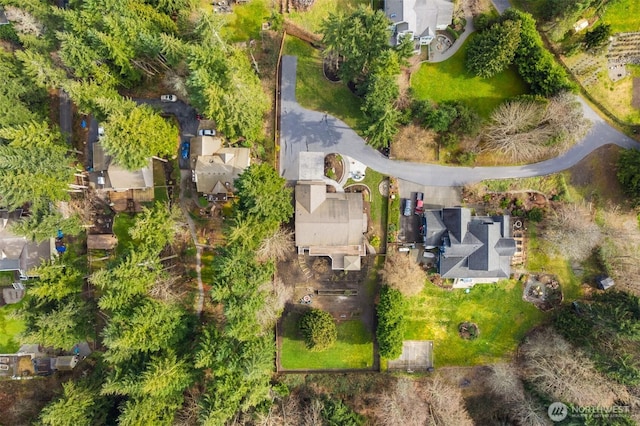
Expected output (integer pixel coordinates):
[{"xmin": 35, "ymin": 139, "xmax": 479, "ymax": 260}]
[
  {"xmin": 295, "ymin": 181, "xmax": 367, "ymax": 271},
  {"xmin": 190, "ymin": 136, "xmax": 250, "ymax": 200}
]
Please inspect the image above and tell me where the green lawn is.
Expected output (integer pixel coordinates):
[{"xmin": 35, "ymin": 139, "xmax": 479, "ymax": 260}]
[
  {"xmin": 404, "ymin": 280, "xmax": 545, "ymax": 366},
  {"xmin": 602, "ymin": 0, "xmax": 640, "ymax": 33},
  {"xmin": 346, "ymin": 168, "xmax": 388, "ymax": 248},
  {"xmin": 0, "ymin": 301, "xmax": 25, "ymax": 353},
  {"xmin": 153, "ymin": 160, "xmax": 169, "ymax": 203},
  {"xmin": 411, "ymin": 33, "xmax": 529, "ymax": 119},
  {"xmin": 283, "ymin": 36, "xmax": 364, "ymax": 129},
  {"xmin": 286, "ymin": 0, "xmax": 369, "ymax": 34},
  {"xmin": 220, "ymin": 0, "xmax": 270, "ymax": 42},
  {"xmin": 281, "ymin": 312, "xmax": 373, "ymax": 369},
  {"xmin": 526, "ymin": 224, "xmax": 582, "ymax": 301},
  {"xmin": 113, "ymin": 213, "xmax": 136, "ymax": 257}
]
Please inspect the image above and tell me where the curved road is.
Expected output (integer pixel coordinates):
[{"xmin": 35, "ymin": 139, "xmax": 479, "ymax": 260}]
[{"xmin": 279, "ymin": 55, "xmax": 638, "ymax": 187}]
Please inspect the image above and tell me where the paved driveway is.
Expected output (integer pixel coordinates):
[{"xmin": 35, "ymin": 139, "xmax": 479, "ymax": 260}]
[
  {"xmin": 134, "ymin": 99, "xmax": 199, "ymax": 169},
  {"xmin": 280, "ymin": 55, "xmax": 639, "ymax": 187}
]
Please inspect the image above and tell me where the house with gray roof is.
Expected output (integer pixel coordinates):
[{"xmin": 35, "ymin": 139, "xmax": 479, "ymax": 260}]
[
  {"xmin": 0, "ymin": 210, "xmax": 54, "ymax": 280},
  {"xmin": 295, "ymin": 181, "xmax": 367, "ymax": 271},
  {"xmin": 91, "ymin": 142, "xmax": 153, "ymax": 192},
  {"xmin": 385, "ymin": 0, "xmax": 454, "ymax": 46},
  {"xmin": 424, "ymin": 207, "xmax": 516, "ymax": 285}
]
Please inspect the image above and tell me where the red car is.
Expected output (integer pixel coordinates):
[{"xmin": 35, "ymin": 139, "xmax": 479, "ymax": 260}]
[{"xmin": 415, "ymin": 192, "xmax": 424, "ymax": 214}]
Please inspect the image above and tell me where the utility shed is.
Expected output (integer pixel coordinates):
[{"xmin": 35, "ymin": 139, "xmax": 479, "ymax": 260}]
[{"xmin": 597, "ymin": 276, "xmax": 615, "ymax": 291}]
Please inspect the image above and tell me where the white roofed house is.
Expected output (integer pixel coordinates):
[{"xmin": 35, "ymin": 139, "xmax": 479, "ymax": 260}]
[
  {"xmin": 385, "ymin": 0, "xmax": 454, "ymax": 47},
  {"xmin": 190, "ymin": 136, "xmax": 250, "ymax": 201}
]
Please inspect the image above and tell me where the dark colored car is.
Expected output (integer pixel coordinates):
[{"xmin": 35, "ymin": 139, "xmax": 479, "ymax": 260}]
[{"xmin": 180, "ymin": 141, "xmax": 190, "ymax": 159}]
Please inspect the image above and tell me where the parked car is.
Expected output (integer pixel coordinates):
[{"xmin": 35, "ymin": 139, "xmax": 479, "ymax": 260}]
[
  {"xmin": 198, "ymin": 129, "xmax": 216, "ymax": 136},
  {"xmin": 160, "ymin": 94, "xmax": 177, "ymax": 102},
  {"xmin": 180, "ymin": 141, "xmax": 190, "ymax": 159},
  {"xmin": 97, "ymin": 126, "xmax": 105, "ymax": 140},
  {"xmin": 403, "ymin": 199, "xmax": 412, "ymax": 216},
  {"xmin": 415, "ymin": 192, "xmax": 424, "ymax": 214}
]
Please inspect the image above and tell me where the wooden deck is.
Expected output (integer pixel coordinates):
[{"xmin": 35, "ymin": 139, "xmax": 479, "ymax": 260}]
[{"xmin": 107, "ymin": 189, "xmax": 154, "ymax": 213}]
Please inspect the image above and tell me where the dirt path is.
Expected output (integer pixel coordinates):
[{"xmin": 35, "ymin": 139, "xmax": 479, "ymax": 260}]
[{"xmin": 180, "ymin": 169, "xmax": 204, "ymax": 317}]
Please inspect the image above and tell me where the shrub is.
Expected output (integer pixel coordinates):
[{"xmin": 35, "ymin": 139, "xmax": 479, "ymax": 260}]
[
  {"xmin": 376, "ymin": 285, "xmax": 406, "ymax": 359},
  {"xmin": 527, "ymin": 207, "xmax": 544, "ymax": 222},
  {"xmin": 299, "ymin": 309, "xmax": 337, "ymax": 351},
  {"xmin": 321, "ymin": 397, "xmax": 364, "ymax": 425}
]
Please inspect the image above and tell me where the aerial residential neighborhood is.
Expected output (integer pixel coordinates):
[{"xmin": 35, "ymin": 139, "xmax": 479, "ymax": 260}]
[{"xmin": 0, "ymin": 0, "xmax": 639, "ymax": 424}]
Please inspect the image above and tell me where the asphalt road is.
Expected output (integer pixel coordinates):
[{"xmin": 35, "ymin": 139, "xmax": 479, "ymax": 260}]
[
  {"xmin": 59, "ymin": 89, "xmax": 72, "ymax": 145},
  {"xmin": 279, "ymin": 55, "xmax": 639, "ymax": 187}
]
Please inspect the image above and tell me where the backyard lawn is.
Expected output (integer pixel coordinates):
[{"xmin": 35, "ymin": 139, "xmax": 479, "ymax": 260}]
[
  {"xmin": 113, "ymin": 213, "xmax": 135, "ymax": 257},
  {"xmin": 404, "ymin": 280, "xmax": 545, "ymax": 366},
  {"xmin": 526, "ymin": 224, "xmax": 582, "ymax": 301},
  {"xmin": 283, "ymin": 36, "xmax": 364, "ymax": 130},
  {"xmin": 286, "ymin": 0, "xmax": 369, "ymax": 34},
  {"xmin": 153, "ymin": 160, "xmax": 168, "ymax": 203},
  {"xmin": 0, "ymin": 301, "xmax": 25, "ymax": 353},
  {"xmin": 602, "ymin": 0, "xmax": 640, "ymax": 33},
  {"xmin": 281, "ymin": 311, "xmax": 373, "ymax": 369},
  {"xmin": 411, "ymin": 33, "xmax": 528, "ymax": 119},
  {"xmin": 220, "ymin": 0, "xmax": 271, "ymax": 42}
]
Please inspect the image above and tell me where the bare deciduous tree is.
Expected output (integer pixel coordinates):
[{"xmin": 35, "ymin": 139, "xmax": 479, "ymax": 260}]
[
  {"xmin": 482, "ymin": 93, "xmax": 591, "ymax": 163},
  {"xmin": 291, "ymin": 0, "xmax": 316, "ymax": 10},
  {"xmin": 599, "ymin": 208, "xmax": 640, "ymax": 295},
  {"xmin": 520, "ymin": 328, "xmax": 630, "ymax": 407},
  {"xmin": 486, "ymin": 364, "xmax": 548, "ymax": 426},
  {"xmin": 257, "ymin": 227, "xmax": 294, "ymax": 262},
  {"xmin": 543, "ymin": 202, "xmax": 602, "ymax": 261},
  {"xmin": 380, "ymin": 250, "xmax": 427, "ymax": 296},
  {"xmin": 422, "ymin": 376, "xmax": 474, "ymax": 426},
  {"xmin": 372, "ymin": 377, "xmax": 473, "ymax": 426},
  {"xmin": 373, "ymin": 378, "xmax": 429, "ymax": 426},
  {"xmin": 256, "ymin": 278, "xmax": 292, "ymax": 328}
]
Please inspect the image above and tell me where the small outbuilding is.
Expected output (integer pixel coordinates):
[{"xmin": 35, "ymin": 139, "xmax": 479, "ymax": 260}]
[{"xmin": 597, "ymin": 275, "xmax": 615, "ymax": 291}]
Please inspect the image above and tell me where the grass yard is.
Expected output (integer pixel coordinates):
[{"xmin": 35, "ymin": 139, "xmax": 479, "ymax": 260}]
[
  {"xmin": 113, "ymin": 213, "xmax": 136, "ymax": 257},
  {"xmin": 283, "ymin": 36, "xmax": 364, "ymax": 130},
  {"xmin": 286, "ymin": 0, "xmax": 369, "ymax": 34},
  {"xmin": 0, "ymin": 301, "xmax": 25, "ymax": 353},
  {"xmin": 153, "ymin": 160, "xmax": 169, "ymax": 203},
  {"xmin": 281, "ymin": 311, "xmax": 373, "ymax": 369},
  {"xmin": 526, "ymin": 224, "xmax": 582, "ymax": 301},
  {"xmin": 221, "ymin": 0, "xmax": 271, "ymax": 42},
  {"xmin": 411, "ymin": 33, "xmax": 528, "ymax": 119},
  {"xmin": 404, "ymin": 280, "xmax": 545, "ymax": 366},
  {"xmin": 346, "ymin": 168, "xmax": 388, "ymax": 246},
  {"xmin": 602, "ymin": 0, "xmax": 640, "ymax": 33}
]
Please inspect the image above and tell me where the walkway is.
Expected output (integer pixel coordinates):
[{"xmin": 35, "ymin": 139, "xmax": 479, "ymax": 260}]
[
  {"xmin": 428, "ymin": 1, "xmax": 474, "ymax": 62},
  {"xmin": 279, "ymin": 55, "xmax": 639, "ymax": 187},
  {"xmin": 180, "ymin": 169, "xmax": 205, "ymax": 317}
]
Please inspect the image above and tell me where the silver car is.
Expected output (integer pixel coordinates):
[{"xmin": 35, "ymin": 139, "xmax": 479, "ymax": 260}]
[{"xmin": 403, "ymin": 199, "xmax": 412, "ymax": 216}]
